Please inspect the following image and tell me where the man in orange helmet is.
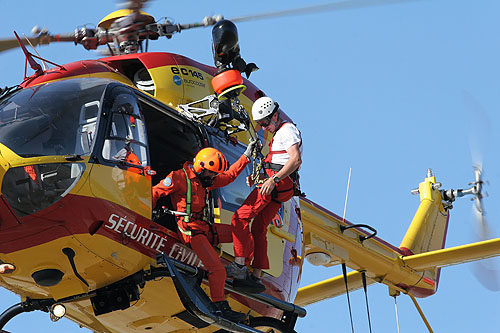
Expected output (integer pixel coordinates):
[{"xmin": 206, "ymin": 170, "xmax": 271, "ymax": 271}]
[{"xmin": 152, "ymin": 142, "xmax": 256, "ymax": 322}]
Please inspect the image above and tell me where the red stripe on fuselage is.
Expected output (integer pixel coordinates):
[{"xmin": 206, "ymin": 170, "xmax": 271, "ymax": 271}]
[
  {"xmin": 21, "ymin": 60, "xmax": 128, "ymax": 87},
  {"xmin": 0, "ymin": 192, "xmax": 291, "ymax": 313}
]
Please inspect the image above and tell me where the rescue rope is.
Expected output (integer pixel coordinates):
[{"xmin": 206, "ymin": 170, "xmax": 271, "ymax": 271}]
[
  {"xmin": 361, "ymin": 271, "xmax": 373, "ymax": 333},
  {"xmin": 342, "ymin": 168, "xmax": 354, "ymax": 333},
  {"xmin": 341, "ymin": 169, "xmax": 355, "ymax": 333},
  {"xmin": 394, "ymin": 296, "xmax": 400, "ymax": 333},
  {"xmin": 341, "ymin": 263, "xmax": 355, "ymax": 333}
]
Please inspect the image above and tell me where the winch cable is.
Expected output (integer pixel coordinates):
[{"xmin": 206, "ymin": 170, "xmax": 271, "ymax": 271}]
[
  {"xmin": 361, "ymin": 271, "xmax": 373, "ymax": 333},
  {"xmin": 341, "ymin": 263, "xmax": 355, "ymax": 333},
  {"xmin": 394, "ymin": 296, "xmax": 401, "ymax": 333}
]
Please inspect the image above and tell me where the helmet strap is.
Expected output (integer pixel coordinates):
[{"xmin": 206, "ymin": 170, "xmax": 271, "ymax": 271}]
[
  {"xmin": 270, "ymin": 112, "xmax": 281, "ymax": 133},
  {"xmin": 195, "ymin": 169, "xmax": 216, "ymax": 188}
]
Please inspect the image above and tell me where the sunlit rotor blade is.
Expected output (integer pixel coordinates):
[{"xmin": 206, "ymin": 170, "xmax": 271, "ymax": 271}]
[
  {"xmin": 474, "ymin": 207, "xmax": 491, "ymax": 241},
  {"xmin": 229, "ymin": 0, "xmax": 423, "ymax": 23},
  {"xmin": 462, "ymin": 91, "xmax": 491, "ymax": 170},
  {"xmin": 471, "ymin": 197, "xmax": 500, "ymax": 291},
  {"xmin": 462, "ymin": 91, "xmax": 498, "ymax": 291},
  {"xmin": 473, "ymin": 258, "xmax": 500, "ymax": 291}
]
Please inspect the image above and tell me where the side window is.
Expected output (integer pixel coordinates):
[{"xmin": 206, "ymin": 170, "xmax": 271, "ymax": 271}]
[
  {"xmin": 212, "ymin": 136, "xmax": 252, "ymax": 207},
  {"xmin": 102, "ymin": 93, "xmax": 149, "ymax": 168},
  {"xmin": 76, "ymin": 101, "xmax": 99, "ymax": 155}
]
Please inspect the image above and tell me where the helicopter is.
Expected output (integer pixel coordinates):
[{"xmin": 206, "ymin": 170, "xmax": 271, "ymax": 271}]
[{"xmin": 1, "ymin": 0, "xmax": 500, "ymax": 332}]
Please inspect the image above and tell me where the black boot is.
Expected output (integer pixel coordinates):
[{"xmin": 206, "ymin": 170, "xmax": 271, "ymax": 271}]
[
  {"xmin": 213, "ymin": 300, "xmax": 246, "ymax": 322},
  {"xmin": 232, "ymin": 272, "xmax": 266, "ymax": 294}
]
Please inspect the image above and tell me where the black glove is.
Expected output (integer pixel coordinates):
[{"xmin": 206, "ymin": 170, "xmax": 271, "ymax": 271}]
[{"xmin": 244, "ymin": 138, "xmax": 259, "ymax": 159}]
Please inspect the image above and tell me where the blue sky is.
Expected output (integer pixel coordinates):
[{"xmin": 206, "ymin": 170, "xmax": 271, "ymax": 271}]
[{"xmin": 1, "ymin": 0, "xmax": 500, "ymax": 332}]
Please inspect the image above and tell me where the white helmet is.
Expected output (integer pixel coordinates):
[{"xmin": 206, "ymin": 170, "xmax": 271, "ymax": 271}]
[{"xmin": 252, "ymin": 96, "xmax": 279, "ymax": 121}]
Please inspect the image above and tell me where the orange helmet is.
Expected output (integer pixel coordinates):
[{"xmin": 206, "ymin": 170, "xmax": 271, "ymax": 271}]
[{"xmin": 193, "ymin": 148, "xmax": 228, "ymax": 173}]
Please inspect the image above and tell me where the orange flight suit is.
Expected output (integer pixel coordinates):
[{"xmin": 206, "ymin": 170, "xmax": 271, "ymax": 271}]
[{"xmin": 152, "ymin": 155, "xmax": 249, "ymax": 302}]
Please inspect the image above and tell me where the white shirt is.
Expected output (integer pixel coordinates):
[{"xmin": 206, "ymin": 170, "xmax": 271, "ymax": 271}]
[{"xmin": 270, "ymin": 123, "xmax": 303, "ymax": 165}]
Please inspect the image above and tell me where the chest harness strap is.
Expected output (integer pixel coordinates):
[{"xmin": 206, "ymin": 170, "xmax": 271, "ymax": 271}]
[
  {"xmin": 182, "ymin": 168, "xmax": 191, "ymax": 223},
  {"xmin": 178, "ymin": 168, "xmax": 211, "ymax": 237},
  {"xmin": 255, "ymin": 122, "xmax": 304, "ymax": 197}
]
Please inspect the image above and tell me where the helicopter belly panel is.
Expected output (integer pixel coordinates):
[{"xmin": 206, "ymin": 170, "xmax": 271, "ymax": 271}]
[
  {"xmin": 0, "ymin": 234, "xmax": 129, "ymax": 300},
  {"xmin": 62, "ymin": 277, "xmax": 240, "ymax": 333}
]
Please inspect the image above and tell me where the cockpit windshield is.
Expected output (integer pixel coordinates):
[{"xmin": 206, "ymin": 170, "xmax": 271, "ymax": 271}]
[{"xmin": 0, "ymin": 78, "xmax": 108, "ymax": 157}]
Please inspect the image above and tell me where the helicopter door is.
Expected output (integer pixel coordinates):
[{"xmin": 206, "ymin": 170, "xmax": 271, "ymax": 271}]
[
  {"xmin": 211, "ymin": 135, "xmax": 288, "ymax": 278},
  {"xmin": 138, "ymin": 97, "xmax": 203, "ymax": 231},
  {"xmin": 88, "ymin": 86, "xmax": 152, "ymax": 219}
]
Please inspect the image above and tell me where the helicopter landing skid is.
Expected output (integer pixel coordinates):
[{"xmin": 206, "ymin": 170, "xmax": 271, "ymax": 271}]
[
  {"xmin": 0, "ymin": 298, "xmax": 55, "ymax": 331},
  {"xmin": 156, "ymin": 253, "xmax": 262, "ymax": 333},
  {"xmin": 152, "ymin": 254, "xmax": 305, "ymax": 332}
]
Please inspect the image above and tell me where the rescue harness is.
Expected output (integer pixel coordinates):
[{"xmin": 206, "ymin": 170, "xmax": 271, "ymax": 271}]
[
  {"xmin": 175, "ymin": 168, "xmax": 212, "ymax": 239},
  {"xmin": 249, "ymin": 121, "xmax": 304, "ymax": 197}
]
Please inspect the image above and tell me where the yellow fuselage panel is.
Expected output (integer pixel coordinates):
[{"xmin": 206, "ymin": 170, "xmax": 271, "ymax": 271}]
[
  {"xmin": 0, "ymin": 235, "xmax": 133, "ymax": 300},
  {"xmin": 147, "ymin": 63, "xmax": 256, "ymax": 145},
  {"xmin": 300, "ymin": 198, "xmax": 435, "ymax": 294},
  {"xmin": 87, "ymin": 163, "xmax": 152, "ymax": 219},
  {"xmin": 0, "ymin": 233, "xmax": 247, "ymax": 332},
  {"xmin": 400, "ymin": 176, "xmax": 449, "ymax": 255}
]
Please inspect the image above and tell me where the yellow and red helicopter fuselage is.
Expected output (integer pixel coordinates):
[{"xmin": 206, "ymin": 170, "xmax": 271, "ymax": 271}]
[
  {"xmin": 0, "ymin": 52, "xmax": 304, "ymax": 332},
  {"xmin": 0, "ymin": 49, "xmax": 465, "ymax": 333}
]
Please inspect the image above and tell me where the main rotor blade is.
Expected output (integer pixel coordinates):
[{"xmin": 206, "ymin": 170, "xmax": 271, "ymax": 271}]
[
  {"xmin": 120, "ymin": 0, "xmax": 150, "ymax": 20},
  {"xmin": 0, "ymin": 34, "xmax": 75, "ymax": 54},
  {"xmin": 0, "ymin": 37, "xmax": 38, "ymax": 53},
  {"xmin": 229, "ymin": 0, "xmax": 424, "ymax": 23}
]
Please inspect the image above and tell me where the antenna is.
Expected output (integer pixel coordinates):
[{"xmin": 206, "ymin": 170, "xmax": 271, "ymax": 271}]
[
  {"xmin": 23, "ymin": 33, "xmax": 48, "ymax": 71},
  {"xmin": 342, "ymin": 167, "xmax": 352, "ymax": 223},
  {"xmin": 13, "ymin": 31, "xmax": 43, "ymax": 76}
]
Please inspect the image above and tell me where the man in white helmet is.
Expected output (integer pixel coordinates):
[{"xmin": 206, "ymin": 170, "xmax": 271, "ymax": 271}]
[{"xmin": 226, "ymin": 96, "xmax": 303, "ymax": 293}]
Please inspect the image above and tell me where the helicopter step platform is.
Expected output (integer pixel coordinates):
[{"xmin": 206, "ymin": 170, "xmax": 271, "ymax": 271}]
[{"xmin": 154, "ymin": 253, "xmax": 305, "ymax": 333}]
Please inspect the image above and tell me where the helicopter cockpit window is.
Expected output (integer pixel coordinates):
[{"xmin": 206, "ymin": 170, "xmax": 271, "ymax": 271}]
[
  {"xmin": 77, "ymin": 101, "xmax": 99, "ymax": 155},
  {"xmin": 0, "ymin": 79, "xmax": 107, "ymax": 157},
  {"xmin": 102, "ymin": 93, "xmax": 148, "ymax": 168}
]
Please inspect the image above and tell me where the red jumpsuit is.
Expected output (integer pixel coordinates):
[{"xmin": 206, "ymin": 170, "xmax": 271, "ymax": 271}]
[
  {"xmin": 152, "ymin": 155, "xmax": 249, "ymax": 302},
  {"xmin": 231, "ymin": 124, "xmax": 298, "ymax": 270}
]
